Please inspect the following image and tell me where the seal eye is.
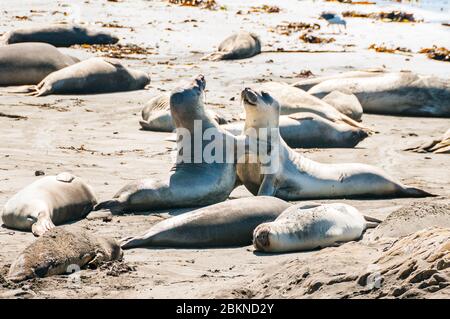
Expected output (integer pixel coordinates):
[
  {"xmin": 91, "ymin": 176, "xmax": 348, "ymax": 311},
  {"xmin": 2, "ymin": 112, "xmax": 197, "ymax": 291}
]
[{"xmin": 261, "ymin": 91, "xmax": 270, "ymax": 99}]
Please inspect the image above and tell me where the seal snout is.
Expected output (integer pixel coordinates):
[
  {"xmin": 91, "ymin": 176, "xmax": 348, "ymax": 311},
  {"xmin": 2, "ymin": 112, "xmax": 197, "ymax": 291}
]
[
  {"xmin": 242, "ymin": 87, "xmax": 258, "ymax": 105},
  {"xmin": 253, "ymin": 224, "xmax": 271, "ymax": 251},
  {"xmin": 194, "ymin": 74, "xmax": 206, "ymax": 91}
]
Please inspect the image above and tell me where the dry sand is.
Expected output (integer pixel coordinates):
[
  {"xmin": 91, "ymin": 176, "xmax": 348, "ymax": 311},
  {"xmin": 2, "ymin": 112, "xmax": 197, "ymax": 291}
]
[{"xmin": 0, "ymin": 0, "xmax": 449, "ymax": 299}]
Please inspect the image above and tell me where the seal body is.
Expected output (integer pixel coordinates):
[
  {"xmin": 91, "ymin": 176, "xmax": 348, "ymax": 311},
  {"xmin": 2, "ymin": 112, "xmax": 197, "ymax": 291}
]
[
  {"xmin": 7, "ymin": 227, "xmax": 123, "ymax": 282},
  {"xmin": 0, "ymin": 42, "xmax": 79, "ymax": 86},
  {"xmin": 1, "ymin": 173, "xmax": 97, "ymax": 236},
  {"xmin": 121, "ymin": 197, "xmax": 291, "ymax": 249},
  {"xmin": 222, "ymin": 112, "xmax": 368, "ymax": 148},
  {"xmin": 28, "ymin": 57, "xmax": 151, "ymax": 96},
  {"xmin": 140, "ymin": 93, "xmax": 227, "ymax": 132},
  {"xmin": 96, "ymin": 75, "xmax": 237, "ymax": 214},
  {"xmin": 236, "ymin": 88, "xmax": 432, "ymax": 200},
  {"xmin": 321, "ymin": 91, "xmax": 363, "ymax": 122},
  {"xmin": 257, "ymin": 82, "xmax": 367, "ymax": 130},
  {"xmin": 306, "ymin": 71, "xmax": 450, "ymax": 117},
  {"xmin": 202, "ymin": 31, "xmax": 261, "ymax": 61},
  {"xmin": 1, "ymin": 25, "xmax": 118, "ymax": 47},
  {"xmin": 253, "ymin": 203, "xmax": 376, "ymax": 253}
]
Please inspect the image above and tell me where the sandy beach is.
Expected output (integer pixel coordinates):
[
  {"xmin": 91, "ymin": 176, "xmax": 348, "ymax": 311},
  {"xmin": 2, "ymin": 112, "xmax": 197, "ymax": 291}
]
[{"xmin": 0, "ymin": 0, "xmax": 449, "ymax": 299}]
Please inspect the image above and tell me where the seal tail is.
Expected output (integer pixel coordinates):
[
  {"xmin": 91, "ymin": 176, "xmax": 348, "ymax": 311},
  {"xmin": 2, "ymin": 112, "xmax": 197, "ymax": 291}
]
[
  {"xmin": 401, "ymin": 187, "xmax": 436, "ymax": 198},
  {"xmin": 139, "ymin": 120, "xmax": 154, "ymax": 131},
  {"xmin": 363, "ymin": 215, "xmax": 382, "ymax": 229},
  {"xmin": 201, "ymin": 52, "xmax": 227, "ymax": 61},
  {"xmin": 120, "ymin": 236, "xmax": 144, "ymax": 250},
  {"xmin": 93, "ymin": 199, "xmax": 123, "ymax": 213}
]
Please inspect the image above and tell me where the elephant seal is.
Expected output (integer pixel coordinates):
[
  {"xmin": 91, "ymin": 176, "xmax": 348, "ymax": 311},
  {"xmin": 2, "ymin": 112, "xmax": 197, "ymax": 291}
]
[
  {"xmin": 25, "ymin": 57, "xmax": 150, "ymax": 96},
  {"xmin": 253, "ymin": 202, "xmax": 380, "ymax": 253},
  {"xmin": 293, "ymin": 69, "xmax": 385, "ymax": 91},
  {"xmin": 1, "ymin": 24, "xmax": 118, "ymax": 47},
  {"xmin": 1, "ymin": 173, "xmax": 97, "ymax": 236},
  {"xmin": 0, "ymin": 42, "xmax": 79, "ymax": 86},
  {"xmin": 7, "ymin": 227, "xmax": 122, "ymax": 282},
  {"xmin": 140, "ymin": 93, "xmax": 228, "ymax": 132},
  {"xmin": 236, "ymin": 88, "xmax": 433, "ymax": 199},
  {"xmin": 120, "ymin": 197, "xmax": 291, "ymax": 249},
  {"xmin": 202, "ymin": 31, "xmax": 261, "ymax": 61},
  {"xmin": 306, "ymin": 71, "xmax": 450, "ymax": 117},
  {"xmin": 222, "ymin": 112, "xmax": 368, "ymax": 148},
  {"xmin": 321, "ymin": 91, "xmax": 363, "ymax": 122},
  {"xmin": 95, "ymin": 75, "xmax": 237, "ymax": 214},
  {"xmin": 404, "ymin": 129, "xmax": 450, "ymax": 154},
  {"xmin": 256, "ymin": 82, "xmax": 369, "ymax": 130}
]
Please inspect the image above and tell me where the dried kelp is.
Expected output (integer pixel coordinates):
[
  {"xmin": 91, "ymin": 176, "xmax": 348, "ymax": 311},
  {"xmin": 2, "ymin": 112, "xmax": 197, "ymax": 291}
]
[
  {"xmin": 368, "ymin": 43, "xmax": 412, "ymax": 54},
  {"xmin": 300, "ymin": 33, "xmax": 335, "ymax": 44},
  {"xmin": 343, "ymin": 10, "xmax": 418, "ymax": 22},
  {"xmin": 74, "ymin": 43, "xmax": 155, "ymax": 59},
  {"xmin": 419, "ymin": 46, "xmax": 450, "ymax": 62},
  {"xmin": 269, "ymin": 22, "xmax": 320, "ymax": 36}
]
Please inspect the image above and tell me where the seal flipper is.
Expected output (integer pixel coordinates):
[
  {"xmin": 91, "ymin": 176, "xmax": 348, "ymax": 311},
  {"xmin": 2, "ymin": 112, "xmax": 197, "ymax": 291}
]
[
  {"xmin": 201, "ymin": 51, "xmax": 228, "ymax": 61},
  {"xmin": 363, "ymin": 215, "xmax": 381, "ymax": 229},
  {"xmin": 401, "ymin": 187, "xmax": 435, "ymax": 198},
  {"xmin": 31, "ymin": 212, "xmax": 55, "ymax": 237},
  {"xmin": 94, "ymin": 199, "xmax": 124, "ymax": 215}
]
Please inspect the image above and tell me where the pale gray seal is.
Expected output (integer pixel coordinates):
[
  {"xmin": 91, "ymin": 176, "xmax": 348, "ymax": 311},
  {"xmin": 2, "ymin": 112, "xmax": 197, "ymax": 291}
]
[
  {"xmin": 321, "ymin": 91, "xmax": 363, "ymax": 122},
  {"xmin": 305, "ymin": 71, "xmax": 450, "ymax": 117},
  {"xmin": 0, "ymin": 42, "xmax": 79, "ymax": 86},
  {"xmin": 139, "ymin": 93, "xmax": 228, "ymax": 132},
  {"xmin": 253, "ymin": 203, "xmax": 380, "ymax": 253},
  {"xmin": 1, "ymin": 173, "xmax": 97, "ymax": 236},
  {"xmin": 7, "ymin": 227, "xmax": 123, "ymax": 282},
  {"xmin": 95, "ymin": 75, "xmax": 237, "ymax": 214},
  {"xmin": 202, "ymin": 31, "xmax": 261, "ymax": 61},
  {"xmin": 404, "ymin": 129, "xmax": 450, "ymax": 154},
  {"xmin": 236, "ymin": 88, "xmax": 433, "ymax": 199},
  {"xmin": 120, "ymin": 197, "xmax": 291, "ymax": 249},
  {"xmin": 222, "ymin": 112, "xmax": 368, "ymax": 148},
  {"xmin": 1, "ymin": 24, "xmax": 119, "ymax": 47},
  {"xmin": 25, "ymin": 57, "xmax": 150, "ymax": 96}
]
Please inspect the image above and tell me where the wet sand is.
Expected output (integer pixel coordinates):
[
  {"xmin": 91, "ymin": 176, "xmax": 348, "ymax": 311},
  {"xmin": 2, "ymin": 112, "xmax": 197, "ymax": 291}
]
[{"xmin": 0, "ymin": 0, "xmax": 449, "ymax": 298}]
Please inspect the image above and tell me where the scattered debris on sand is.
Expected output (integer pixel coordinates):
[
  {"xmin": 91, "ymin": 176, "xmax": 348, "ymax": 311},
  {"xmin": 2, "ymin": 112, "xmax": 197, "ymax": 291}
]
[
  {"xmin": 368, "ymin": 43, "xmax": 412, "ymax": 54},
  {"xmin": 0, "ymin": 112, "xmax": 28, "ymax": 120},
  {"xmin": 73, "ymin": 43, "xmax": 155, "ymax": 59},
  {"xmin": 99, "ymin": 261, "xmax": 136, "ymax": 277},
  {"xmin": 343, "ymin": 10, "xmax": 418, "ymax": 22},
  {"xmin": 168, "ymin": 0, "xmax": 220, "ymax": 10},
  {"xmin": 269, "ymin": 22, "xmax": 320, "ymax": 36},
  {"xmin": 249, "ymin": 5, "xmax": 280, "ymax": 13},
  {"xmin": 326, "ymin": 0, "xmax": 376, "ymax": 4},
  {"xmin": 419, "ymin": 46, "xmax": 450, "ymax": 62},
  {"xmin": 300, "ymin": 33, "xmax": 335, "ymax": 44}
]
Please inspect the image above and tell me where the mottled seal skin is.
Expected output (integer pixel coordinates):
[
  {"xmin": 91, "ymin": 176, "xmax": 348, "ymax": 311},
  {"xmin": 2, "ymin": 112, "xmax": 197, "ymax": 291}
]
[
  {"xmin": 306, "ymin": 71, "xmax": 450, "ymax": 117},
  {"xmin": 321, "ymin": 91, "xmax": 363, "ymax": 122},
  {"xmin": 404, "ymin": 128, "xmax": 450, "ymax": 154},
  {"xmin": 120, "ymin": 197, "xmax": 291, "ymax": 249},
  {"xmin": 1, "ymin": 25, "xmax": 119, "ymax": 47},
  {"xmin": 27, "ymin": 57, "xmax": 151, "ymax": 96},
  {"xmin": 95, "ymin": 75, "xmax": 237, "ymax": 214},
  {"xmin": 0, "ymin": 42, "xmax": 79, "ymax": 86},
  {"xmin": 139, "ymin": 93, "xmax": 228, "ymax": 132},
  {"xmin": 222, "ymin": 112, "xmax": 368, "ymax": 148},
  {"xmin": 256, "ymin": 82, "xmax": 369, "ymax": 131},
  {"xmin": 236, "ymin": 88, "xmax": 433, "ymax": 200},
  {"xmin": 202, "ymin": 31, "xmax": 261, "ymax": 61},
  {"xmin": 7, "ymin": 227, "xmax": 123, "ymax": 282},
  {"xmin": 253, "ymin": 203, "xmax": 380, "ymax": 253},
  {"xmin": 1, "ymin": 173, "xmax": 97, "ymax": 236}
]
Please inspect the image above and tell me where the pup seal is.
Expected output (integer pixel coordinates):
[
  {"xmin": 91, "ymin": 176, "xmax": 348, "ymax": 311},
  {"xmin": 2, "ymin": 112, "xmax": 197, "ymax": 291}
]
[
  {"xmin": 1, "ymin": 173, "xmax": 97, "ymax": 236},
  {"xmin": 1, "ymin": 24, "xmax": 118, "ymax": 47},
  {"xmin": 306, "ymin": 71, "xmax": 450, "ymax": 117},
  {"xmin": 404, "ymin": 128, "xmax": 450, "ymax": 154},
  {"xmin": 253, "ymin": 202, "xmax": 380, "ymax": 253},
  {"xmin": 236, "ymin": 88, "xmax": 433, "ymax": 199},
  {"xmin": 0, "ymin": 42, "xmax": 79, "ymax": 86},
  {"xmin": 140, "ymin": 93, "xmax": 228, "ymax": 132},
  {"xmin": 120, "ymin": 197, "xmax": 291, "ymax": 249},
  {"xmin": 95, "ymin": 75, "xmax": 237, "ymax": 214},
  {"xmin": 256, "ymin": 82, "xmax": 369, "ymax": 130},
  {"xmin": 7, "ymin": 227, "xmax": 122, "ymax": 282},
  {"xmin": 202, "ymin": 31, "xmax": 261, "ymax": 61},
  {"xmin": 222, "ymin": 112, "xmax": 368, "ymax": 148},
  {"xmin": 25, "ymin": 57, "xmax": 150, "ymax": 96}
]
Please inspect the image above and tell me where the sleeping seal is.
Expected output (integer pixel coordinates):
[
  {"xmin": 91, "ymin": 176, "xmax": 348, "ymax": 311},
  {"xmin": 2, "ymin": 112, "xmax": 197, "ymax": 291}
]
[
  {"xmin": 7, "ymin": 227, "xmax": 122, "ymax": 282},
  {"xmin": 139, "ymin": 93, "xmax": 228, "ymax": 132},
  {"xmin": 25, "ymin": 57, "xmax": 150, "ymax": 96},
  {"xmin": 202, "ymin": 31, "xmax": 261, "ymax": 61},
  {"xmin": 1, "ymin": 24, "xmax": 118, "ymax": 47},
  {"xmin": 0, "ymin": 42, "xmax": 79, "ymax": 86},
  {"xmin": 95, "ymin": 75, "xmax": 237, "ymax": 214},
  {"xmin": 253, "ymin": 202, "xmax": 380, "ymax": 253},
  {"xmin": 1, "ymin": 173, "xmax": 97, "ymax": 236},
  {"xmin": 120, "ymin": 197, "xmax": 291, "ymax": 249},
  {"xmin": 222, "ymin": 112, "xmax": 368, "ymax": 148},
  {"xmin": 306, "ymin": 71, "xmax": 450, "ymax": 117},
  {"xmin": 236, "ymin": 87, "xmax": 433, "ymax": 199}
]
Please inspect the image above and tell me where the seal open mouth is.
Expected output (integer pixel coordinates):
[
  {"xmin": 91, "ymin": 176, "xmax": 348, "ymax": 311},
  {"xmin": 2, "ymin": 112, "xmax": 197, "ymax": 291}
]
[{"xmin": 242, "ymin": 87, "xmax": 258, "ymax": 106}]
